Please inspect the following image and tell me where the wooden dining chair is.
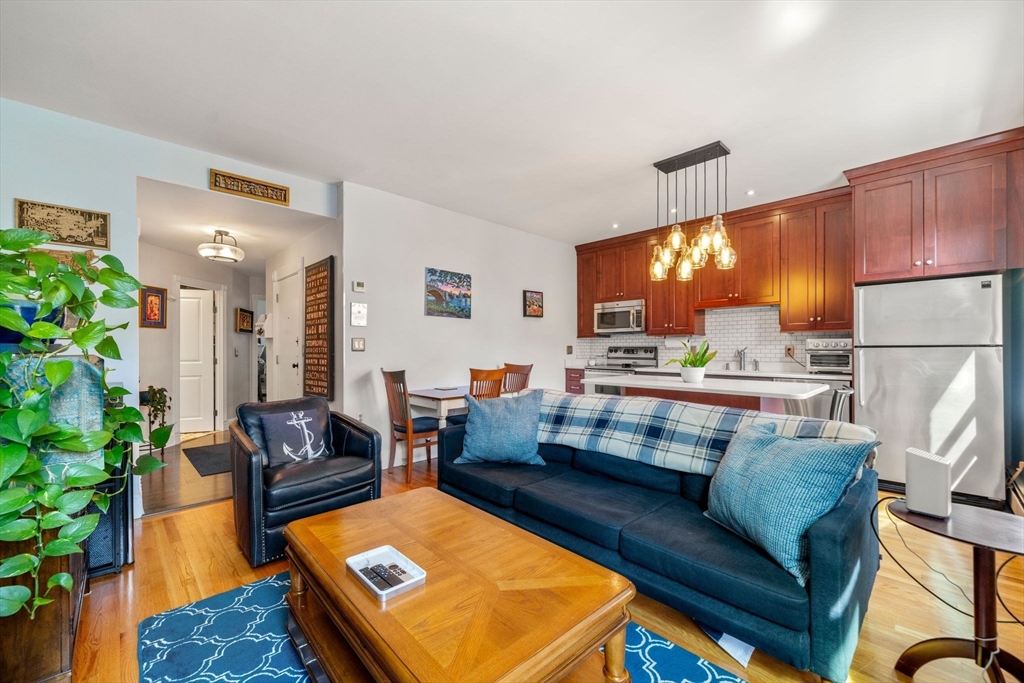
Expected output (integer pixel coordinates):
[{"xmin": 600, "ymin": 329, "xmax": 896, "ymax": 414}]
[
  {"xmin": 447, "ymin": 367, "xmax": 507, "ymax": 426},
  {"xmin": 380, "ymin": 369, "xmax": 438, "ymax": 484},
  {"xmin": 502, "ymin": 363, "xmax": 533, "ymax": 393}
]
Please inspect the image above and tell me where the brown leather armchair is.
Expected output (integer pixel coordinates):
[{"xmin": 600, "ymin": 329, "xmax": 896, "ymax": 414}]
[{"xmin": 230, "ymin": 397, "xmax": 381, "ymax": 567}]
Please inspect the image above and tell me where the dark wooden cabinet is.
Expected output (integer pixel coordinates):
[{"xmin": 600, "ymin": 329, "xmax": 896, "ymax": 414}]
[
  {"xmin": 696, "ymin": 214, "xmax": 780, "ymax": 308},
  {"xmin": 595, "ymin": 243, "xmax": 646, "ymax": 303},
  {"xmin": 923, "ymin": 153, "xmax": 1007, "ymax": 276},
  {"xmin": 645, "ymin": 240, "xmax": 705, "ymax": 336},
  {"xmin": 577, "ymin": 252, "xmax": 597, "ymax": 338},
  {"xmin": 847, "ymin": 130, "xmax": 1024, "ymax": 283},
  {"xmin": 780, "ymin": 202, "xmax": 853, "ymax": 332}
]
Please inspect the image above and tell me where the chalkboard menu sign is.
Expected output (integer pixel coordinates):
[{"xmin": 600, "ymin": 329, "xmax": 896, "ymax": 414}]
[{"xmin": 303, "ymin": 256, "xmax": 335, "ymax": 399}]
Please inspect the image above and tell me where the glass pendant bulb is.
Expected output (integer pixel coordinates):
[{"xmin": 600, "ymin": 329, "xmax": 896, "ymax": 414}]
[
  {"xmin": 650, "ymin": 246, "xmax": 668, "ymax": 281},
  {"xmin": 667, "ymin": 224, "xmax": 686, "ymax": 252},
  {"xmin": 697, "ymin": 223, "xmax": 713, "ymax": 252},
  {"xmin": 676, "ymin": 253, "xmax": 694, "ymax": 281},
  {"xmin": 716, "ymin": 238, "xmax": 737, "ymax": 270},
  {"xmin": 709, "ymin": 215, "xmax": 727, "ymax": 255},
  {"xmin": 688, "ymin": 238, "xmax": 708, "ymax": 269},
  {"xmin": 659, "ymin": 241, "xmax": 677, "ymax": 268}
]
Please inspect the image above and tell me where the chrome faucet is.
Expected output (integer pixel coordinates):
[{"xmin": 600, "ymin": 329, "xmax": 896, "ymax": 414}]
[{"xmin": 735, "ymin": 347, "xmax": 748, "ymax": 371}]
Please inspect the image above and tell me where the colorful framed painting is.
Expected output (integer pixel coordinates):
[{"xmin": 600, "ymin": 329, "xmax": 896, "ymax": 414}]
[
  {"xmin": 139, "ymin": 286, "xmax": 167, "ymax": 329},
  {"xmin": 236, "ymin": 307, "xmax": 254, "ymax": 333},
  {"xmin": 523, "ymin": 290, "xmax": 544, "ymax": 318},
  {"xmin": 424, "ymin": 267, "xmax": 471, "ymax": 319}
]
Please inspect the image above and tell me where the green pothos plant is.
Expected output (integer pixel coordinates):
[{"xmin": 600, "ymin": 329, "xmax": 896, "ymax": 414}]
[{"xmin": 0, "ymin": 228, "xmax": 170, "ymax": 619}]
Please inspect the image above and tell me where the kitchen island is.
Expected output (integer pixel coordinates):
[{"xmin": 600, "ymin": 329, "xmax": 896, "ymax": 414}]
[{"xmin": 580, "ymin": 374, "xmax": 830, "ymax": 415}]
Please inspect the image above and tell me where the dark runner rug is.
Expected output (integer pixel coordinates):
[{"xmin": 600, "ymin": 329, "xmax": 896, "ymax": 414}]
[
  {"xmin": 183, "ymin": 442, "xmax": 232, "ymax": 477},
  {"xmin": 138, "ymin": 572, "xmax": 746, "ymax": 682}
]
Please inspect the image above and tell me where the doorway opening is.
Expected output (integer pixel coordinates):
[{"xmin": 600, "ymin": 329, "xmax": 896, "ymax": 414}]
[{"xmin": 178, "ymin": 284, "xmax": 221, "ymax": 441}]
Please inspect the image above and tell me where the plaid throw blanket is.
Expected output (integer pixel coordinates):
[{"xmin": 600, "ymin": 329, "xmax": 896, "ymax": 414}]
[{"xmin": 537, "ymin": 390, "xmax": 877, "ymax": 476}]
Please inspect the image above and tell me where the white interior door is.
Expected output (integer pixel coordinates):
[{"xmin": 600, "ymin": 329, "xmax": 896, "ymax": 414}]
[
  {"xmin": 276, "ymin": 273, "xmax": 303, "ymax": 400},
  {"xmin": 179, "ymin": 289, "xmax": 215, "ymax": 432}
]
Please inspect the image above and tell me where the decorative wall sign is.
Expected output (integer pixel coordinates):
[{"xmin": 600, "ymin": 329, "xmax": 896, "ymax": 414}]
[
  {"xmin": 209, "ymin": 169, "xmax": 290, "ymax": 206},
  {"xmin": 523, "ymin": 290, "xmax": 544, "ymax": 318},
  {"xmin": 139, "ymin": 286, "xmax": 167, "ymax": 329},
  {"xmin": 236, "ymin": 308, "xmax": 254, "ymax": 333},
  {"xmin": 303, "ymin": 256, "xmax": 335, "ymax": 400},
  {"xmin": 15, "ymin": 198, "xmax": 110, "ymax": 250},
  {"xmin": 424, "ymin": 268, "xmax": 471, "ymax": 319},
  {"xmin": 29, "ymin": 248, "xmax": 97, "ymax": 269}
]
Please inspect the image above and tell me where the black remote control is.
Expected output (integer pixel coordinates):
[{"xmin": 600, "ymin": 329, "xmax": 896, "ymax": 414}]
[
  {"xmin": 358, "ymin": 567, "xmax": 391, "ymax": 591},
  {"xmin": 370, "ymin": 563, "xmax": 405, "ymax": 588}
]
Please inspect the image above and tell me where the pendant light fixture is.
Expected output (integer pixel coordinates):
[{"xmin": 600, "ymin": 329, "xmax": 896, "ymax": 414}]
[
  {"xmin": 649, "ymin": 170, "xmax": 668, "ymax": 281},
  {"xmin": 650, "ymin": 141, "xmax": 736, "ymax": 282},
  {"xmin": 198, "ymin": 229, "xmax": 245, "ymax": 263}
]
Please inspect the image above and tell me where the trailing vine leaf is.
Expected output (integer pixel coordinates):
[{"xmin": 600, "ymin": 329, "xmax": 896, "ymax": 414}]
[
  {"xmin": 0, "ymin": 585, "xmax": 31, "ymax": 617},
  {"xmin": 44, "ymin": 359, "xmax": 74, "ymax": 388},
  {"xmin": 63, "ymin": 463, "xmax": 109, "ymax": 488},
  {"xmin": 0, "ymin": 228, "xmax": 51, "ymax": 251},
  {"xmin": 95, "ymin": 335, "xmax": 121, "ymax": 360},
  {"xmin": 0, "ymin": 518, "xmax": 38, "ymax": 542},
  {"xmin": 0, "ymin": 443, "xmax": 28, "ymax": 484},
  {"xmin": 132, "ymin": 454, "xmax": 166, "ymax": 476},
  {"xmin": 58, "ymin": 514, "xmax": 99, "ymax": 544},
  {"xmin": 98, "ymin": 254, "xmax": 125, "ymax": 273},
  {"xmin": 54, "ymin": 490, "xmax": 94, "ymax": 516},
  {"xmin": 42, "ymin": 539, "xmax": 83, "ymax": 557},
  {"xmin": 0, "ymin": 553, "xmax": 37, "ymax": 579},
  {"xmin": 47, "ymin": 572, "xmax": 73, "ymax": 593},
  {"xmin": 150, "ymin": 425, "xmax": 174, "ymax": 449},
  {"xmin": 70, "ymin": 320, "xmax": 106, "ymax": 350},
  {"xmin": 0, "ymin": 488, "xmax": 32, "ymax": 515},
  {"xmin": 39, "ymin": 511, "xmax": 73, "ymax": 529},
  {"xmin": 98, "ymin": 290, "xmax": 136, "ymax": 308},
  {"xmin": 0, "ymin": 307, "xmax": 30, "ymax": 334}
]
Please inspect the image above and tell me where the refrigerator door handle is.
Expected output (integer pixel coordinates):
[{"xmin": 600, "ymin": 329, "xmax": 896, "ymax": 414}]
[
  {"xmin": 858, "ymin": 349, "xmax": 866, "ymax": 407},
  {"xmin": 856, "ymin": 288, "xmax": 865, "ymax": 345}
]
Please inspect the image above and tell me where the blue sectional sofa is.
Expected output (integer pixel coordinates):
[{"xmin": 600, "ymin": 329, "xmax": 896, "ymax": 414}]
[{"xmin": 437, "ymin": 422, "xmax": 879, "ymax": 683}]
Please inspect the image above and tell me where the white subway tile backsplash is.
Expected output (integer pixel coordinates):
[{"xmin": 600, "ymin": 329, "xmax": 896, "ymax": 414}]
[{"xmin": 577, "ymin": 305, "xmax": 847, "ymax": 366}]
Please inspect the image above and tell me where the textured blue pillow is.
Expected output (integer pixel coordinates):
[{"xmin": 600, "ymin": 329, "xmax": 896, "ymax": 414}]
[
  {"xmin": 707, "ymin": 423, "xmax": 879, "ymax": 586},
  {"xmin": 454, "ymin": 390, "xmax": 545, "ymax": 466}
]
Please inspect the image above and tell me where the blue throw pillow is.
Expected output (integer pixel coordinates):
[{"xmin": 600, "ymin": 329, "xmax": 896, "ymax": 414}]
[
  {"xmin": 260, "ymin": 408, "xmax": 331, "ymax": 468},
  {"xmin": 706, "ymin": 423, "xmax": 879, "ymax": 586},
  {"xmin": 454, "ymin": 390, "xmax": 545, "ymax": 466}
]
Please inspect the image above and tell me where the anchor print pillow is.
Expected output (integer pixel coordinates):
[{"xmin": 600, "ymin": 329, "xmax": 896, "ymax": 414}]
[{"xmin": 260, "ymin": 407, "xmax": 331, "ymax": 468}]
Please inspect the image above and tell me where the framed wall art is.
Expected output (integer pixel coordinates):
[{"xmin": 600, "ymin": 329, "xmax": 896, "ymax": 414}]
[
  {"xmin": 139, "ymin": 286, "xmax": 167, "ymax": 329},
  {"xmin": 425, "ymin": 268, "xmax": 471, "ymax": 319},
  {"xmin": 236, "ymin": 308, "xmax": 254, "ymax": 333},
  {"xmin": 303, "ymin": 256, "xmax": 335, "ymax": 400},
  {"xmin": 523, "ymin": 290, "xmax": 544, "ymax": 318},
  {"xmin": 15, "ymin": 198, "xmax": 110, "ymax": 250}
]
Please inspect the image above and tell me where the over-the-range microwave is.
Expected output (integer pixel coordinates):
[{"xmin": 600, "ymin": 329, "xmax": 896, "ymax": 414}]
[{"xmin": 594, "ymin": 299, "xmax": 646, "ymax": 335}]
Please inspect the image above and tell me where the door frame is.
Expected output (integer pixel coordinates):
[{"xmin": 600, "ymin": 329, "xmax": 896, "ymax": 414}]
[
  {"xmin": 249, "ymin": 292, "xmax": 266, "ymax": 403},
  {"xmin": 272, "ymin": 258, "xmax": 303, "ymax": 402},
  {"xmin": 172, "ymin": 275, "xmax": 228, "ymax": 440}
]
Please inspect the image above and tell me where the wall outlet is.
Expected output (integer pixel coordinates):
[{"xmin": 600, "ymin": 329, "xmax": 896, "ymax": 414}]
[{"xmin": 785, "ymin": 344, "xmax": 795, "ymax": 358}]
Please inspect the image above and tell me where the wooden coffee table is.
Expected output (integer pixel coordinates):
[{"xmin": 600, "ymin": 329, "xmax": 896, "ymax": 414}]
[{"xmin": 283, "ymin": 487, "xmax": 636, "ymax": 683}]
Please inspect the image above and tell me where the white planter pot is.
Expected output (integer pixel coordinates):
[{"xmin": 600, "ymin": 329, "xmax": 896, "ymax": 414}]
[{"xmin": 679, "ymin": 367, "xmax": 706, "ymax": 384}]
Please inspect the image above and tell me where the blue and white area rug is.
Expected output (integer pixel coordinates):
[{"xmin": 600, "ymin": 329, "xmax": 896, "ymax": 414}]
[{"xmin": 138, "ymin": 572, "xmax": 745, "ymax": 683}]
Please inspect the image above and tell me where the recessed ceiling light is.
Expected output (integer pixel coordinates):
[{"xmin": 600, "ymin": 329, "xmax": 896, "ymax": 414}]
[
  {"xmin": 612, "ymin": 224, "xmax": 619, "ymax": 229},
  {"xmin": 746, "ymin": 190, "xmax": 756, "ymax": 196}
]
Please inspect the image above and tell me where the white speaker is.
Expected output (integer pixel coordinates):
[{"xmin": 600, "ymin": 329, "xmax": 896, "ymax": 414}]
[{"xmin": 905, "ymin": 447, "xmax": 953, "ymax": 518}]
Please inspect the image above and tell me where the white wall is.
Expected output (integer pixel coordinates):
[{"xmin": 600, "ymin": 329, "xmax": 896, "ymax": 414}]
[
  {"xmin": 264, "ymin": 215, "xmax": 344, "ymax": 407},
  {"xmin": 341, "ymin": 182, "xmax": 577, "ymax": 463},
  {"xmin": 138, "ymin": 242, "xmax": 256, "ymax": 441},
  {"xmin": 0, "ymin": 98, "xmax": 336, "ymax": 514}
]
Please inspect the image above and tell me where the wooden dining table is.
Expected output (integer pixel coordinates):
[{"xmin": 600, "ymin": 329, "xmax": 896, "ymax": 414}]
[{"xmin": 408, "ymin": 385, "xmax": 518, "ymax": 428}]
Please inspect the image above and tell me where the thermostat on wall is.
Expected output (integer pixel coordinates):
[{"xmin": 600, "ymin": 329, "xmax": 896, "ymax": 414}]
[{"xmin": 352, "ymin": 280, "xmax": 366, "ymax": 293}]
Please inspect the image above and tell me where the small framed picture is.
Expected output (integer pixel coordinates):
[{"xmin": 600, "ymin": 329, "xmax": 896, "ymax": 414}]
[
  {"xmin": 236, "ymin": 308, "xmax": 254, "ymax": 333},
  {"xmin": 140, "ymin": 286, "xmax": 167, "ymax": 329},
  {"xmin": 523, "ymin": 290, "xmax": 543, "ymax": 318}
]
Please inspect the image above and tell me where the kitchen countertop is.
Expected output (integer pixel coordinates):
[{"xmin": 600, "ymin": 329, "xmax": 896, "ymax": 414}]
[
  {"xmin": 580, "ymin": 374, "xmax": 831, "ymax": 399},
  {"xmin": 632, "ymin": 366, "xmax": 852, "ymax": 382}
]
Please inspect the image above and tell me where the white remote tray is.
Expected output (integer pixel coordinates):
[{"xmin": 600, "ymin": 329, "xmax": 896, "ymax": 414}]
[{"xmin": 346, "ymin": 545, "xmax": 426, "ymax": 601}]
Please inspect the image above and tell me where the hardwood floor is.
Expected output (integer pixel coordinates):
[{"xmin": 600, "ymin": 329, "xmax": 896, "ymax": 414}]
[
  {"xmin": 140, "ymin": 431, "xmax": 232, "ymax": 515},
  {"xmin": 75, "ymin": 459, "xmax": 1023, "ymax": 683}
]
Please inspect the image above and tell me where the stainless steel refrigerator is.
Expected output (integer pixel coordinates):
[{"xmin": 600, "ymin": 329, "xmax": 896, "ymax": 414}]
[{"xmin": 854, "ymin": 274, "xmax": 1005, "ymax": 502}]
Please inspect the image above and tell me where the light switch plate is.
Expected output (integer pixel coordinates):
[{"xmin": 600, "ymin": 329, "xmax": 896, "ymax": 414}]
[
  {"xmin": 352, "ymin": 280, "xmax": 366, "ymax": 293},
  {"xmin": 350, "ymin": 302, "xmax": 368, "ymax": 327},
  {"xmin": 352, "ymin": 337, "xmax": 366, "ymax": 352}
]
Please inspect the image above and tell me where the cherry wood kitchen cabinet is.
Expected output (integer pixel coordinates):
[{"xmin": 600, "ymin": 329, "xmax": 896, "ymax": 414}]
[
  {"xmin": 565, "ymin": 368, "xmax": 584, "ymax": 395},
  {"xmin": 846, "ymin": 129, "xmax": 1024, "ymax": 283},
  {"xmin": 595, "ymin": 243, "xmax": 646, "ymax": 303},
  {"xmin": 577, "ymin": 251, "xmax": 597, "ymax": 338},
  {"xmin": 780, "ymin": 201, "xmax": 853, "ymax": 332},
  {"xmin": 696, "ymin": 214, "xmax": 780, "ymax": 308},
  {"xmin": 645, "ymin": 240, "xmax": 705, "ymax": 336}
]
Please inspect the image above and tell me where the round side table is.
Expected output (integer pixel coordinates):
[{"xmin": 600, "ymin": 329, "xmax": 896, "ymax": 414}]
[{"xmin": 889, "ymin": 499, "xmax": 1024, "ymax": 682}]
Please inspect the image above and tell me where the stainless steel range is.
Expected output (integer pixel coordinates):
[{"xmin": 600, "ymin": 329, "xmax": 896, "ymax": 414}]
[{"xmin": 584, "ymin": 346, "xmax": 658, "ymax": 395}]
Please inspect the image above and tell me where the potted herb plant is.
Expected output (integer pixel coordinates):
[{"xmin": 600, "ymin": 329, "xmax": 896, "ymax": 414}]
[
  {"xmin": 0, "ymin": 227, "xmax": 169, "ymax": 628},
  {"xmin": 666, "ymin": 340, "xmax": 717, "ymax": 383}
]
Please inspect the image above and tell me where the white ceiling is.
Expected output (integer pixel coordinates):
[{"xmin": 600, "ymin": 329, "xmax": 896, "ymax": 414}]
[
  {"xmin": 2, "ymin": 1, "xmax": 1022, "ymax": 246},
  {"xmin": 136, "ymin": 178, "xmax": 334, "ymax": 276}
]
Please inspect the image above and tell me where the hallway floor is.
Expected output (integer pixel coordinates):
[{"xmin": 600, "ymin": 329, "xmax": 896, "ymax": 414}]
[{"xmin": 140, "ymin": 431, "xmax": 232, "ymax": 515}]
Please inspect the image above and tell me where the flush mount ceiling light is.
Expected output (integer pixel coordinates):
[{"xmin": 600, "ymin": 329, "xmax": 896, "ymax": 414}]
[{"xmin": 198, "ymin": 229, "xmax": 245, "ymax": 263}]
